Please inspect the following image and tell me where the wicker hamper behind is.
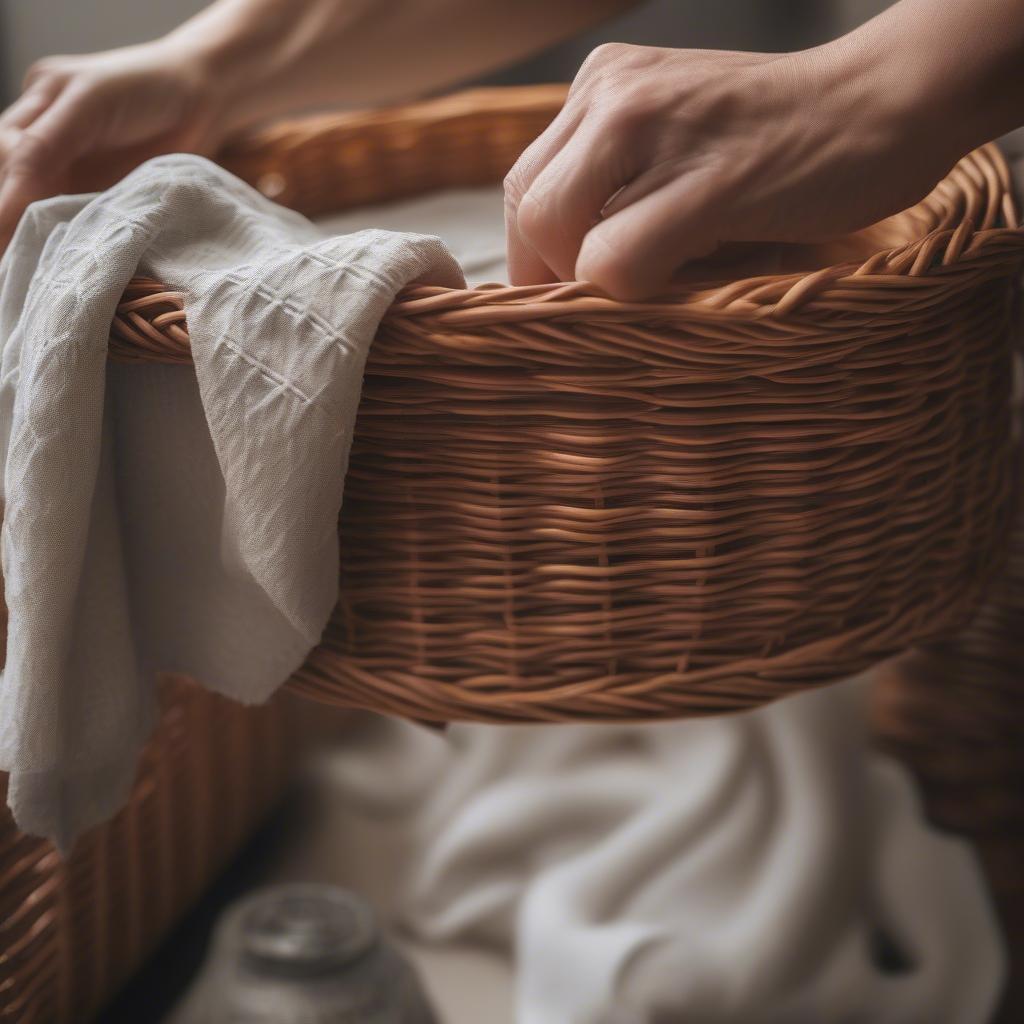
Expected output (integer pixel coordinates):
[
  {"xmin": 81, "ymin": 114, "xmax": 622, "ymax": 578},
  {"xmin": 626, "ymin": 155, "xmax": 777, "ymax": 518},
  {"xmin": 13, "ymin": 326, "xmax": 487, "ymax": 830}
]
[
  {"xmin": 872, "ymin": 466, "xmax": 1024, "ymax": 1021},
  {"xmin": 0, "ymin": 678, "xmax": 303, "ymax": 1022}
]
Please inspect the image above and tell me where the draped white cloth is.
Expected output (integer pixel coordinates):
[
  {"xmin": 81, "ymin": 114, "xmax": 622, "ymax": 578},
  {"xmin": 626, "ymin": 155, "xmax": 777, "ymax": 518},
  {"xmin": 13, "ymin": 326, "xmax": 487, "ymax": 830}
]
[
  {"xmin": 322, "ymin": 678, "xmax": 1003, "ymax": 1024},
  {"xmin": 0, "ymin": 155, "xmax": 463, "ymax": 846}
]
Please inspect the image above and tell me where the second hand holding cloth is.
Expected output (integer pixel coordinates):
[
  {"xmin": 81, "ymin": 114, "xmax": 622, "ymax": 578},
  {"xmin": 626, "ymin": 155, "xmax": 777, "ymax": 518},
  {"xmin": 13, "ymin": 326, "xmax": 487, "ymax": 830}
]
[{"xmin": 0, "ymin": 155, "xmax": 464, "ymax": 847}]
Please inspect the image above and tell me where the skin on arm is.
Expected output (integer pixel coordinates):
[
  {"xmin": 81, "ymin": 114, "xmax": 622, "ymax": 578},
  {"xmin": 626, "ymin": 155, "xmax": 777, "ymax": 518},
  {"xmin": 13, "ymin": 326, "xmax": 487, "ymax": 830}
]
[
  {"xmin": 0, "ymin": 0, "xmax": 632, "ymax": 248},
  {"xmin": 504, "ymin": 0, "xmax": 1024, "ymax": 298}
]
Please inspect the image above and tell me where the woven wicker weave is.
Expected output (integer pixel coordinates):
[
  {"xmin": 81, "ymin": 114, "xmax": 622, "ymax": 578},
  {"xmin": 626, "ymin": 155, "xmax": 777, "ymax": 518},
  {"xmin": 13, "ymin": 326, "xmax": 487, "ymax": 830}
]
[
  {"xmin": 109, "ymin": 86, "xmax": 1024, "ymax": 724},
  {"xmin": 872, "ymin": 457, "xmax": 1024, "ymax": 1019},
  {"xmin": 0, "ymin": 678, "xmax": 300, "ymax": 1023}
]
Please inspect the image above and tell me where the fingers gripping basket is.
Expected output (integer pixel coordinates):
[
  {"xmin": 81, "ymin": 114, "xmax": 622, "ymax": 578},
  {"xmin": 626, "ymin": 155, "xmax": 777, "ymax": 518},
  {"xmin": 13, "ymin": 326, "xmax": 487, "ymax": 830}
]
[{"xmin": 111, "ymin": 86, "xmax": 1024, "ymax": 724}]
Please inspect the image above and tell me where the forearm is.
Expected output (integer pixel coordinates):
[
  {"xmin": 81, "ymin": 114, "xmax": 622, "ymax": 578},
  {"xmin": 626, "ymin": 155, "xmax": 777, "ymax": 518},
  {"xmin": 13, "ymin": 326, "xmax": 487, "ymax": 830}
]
[
  {"xmin": 819, "ymin": 0, "xmax": 1024, "ymax": 165},
  {"xmin": 168, "ymin": 0, "xmax": 632, "ymax": 134}
]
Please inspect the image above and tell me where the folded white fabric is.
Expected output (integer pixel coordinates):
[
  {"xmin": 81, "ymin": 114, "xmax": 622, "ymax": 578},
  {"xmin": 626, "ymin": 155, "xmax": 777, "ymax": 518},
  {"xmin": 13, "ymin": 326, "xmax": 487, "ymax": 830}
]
[
  {"xmin": 322, "ymin": 677, "xmax": 1003, "ymax": 1024},
  {"xmin": 0, "ymin": 154, "xmax": 464, "ymax": 847}
]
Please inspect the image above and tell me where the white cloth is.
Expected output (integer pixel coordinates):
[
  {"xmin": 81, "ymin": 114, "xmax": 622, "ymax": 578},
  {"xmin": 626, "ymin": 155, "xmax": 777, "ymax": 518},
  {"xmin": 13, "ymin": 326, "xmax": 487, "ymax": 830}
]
[
  {"xmin": 322, "ymin": 678, "xmax": 1003, "ymax": 1024},
  {"xmin": 0, "ymin": 155, "xmax": 463, "ymax": 846}
]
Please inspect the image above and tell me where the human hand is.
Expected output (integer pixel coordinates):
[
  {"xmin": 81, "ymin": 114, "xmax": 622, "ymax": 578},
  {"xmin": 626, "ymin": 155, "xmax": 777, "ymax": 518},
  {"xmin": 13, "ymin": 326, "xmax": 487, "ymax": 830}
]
[
  {"xmin": 0, "ymin": 40, "xmax": 220, "ymax": 250},
  {"xmin": 503, "ymin": 41, "xmax": 965, "ymax": 300},
  {"xmin": 0, "ymin": 0, "xmax": 634, "ymax": 255}
]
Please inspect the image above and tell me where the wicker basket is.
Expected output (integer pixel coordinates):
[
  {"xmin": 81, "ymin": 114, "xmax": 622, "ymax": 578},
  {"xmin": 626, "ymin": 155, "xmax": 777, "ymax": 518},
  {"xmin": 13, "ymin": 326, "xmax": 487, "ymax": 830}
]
[
  {"xmin": 110, "ymin": 85, "xmax": 1024, "ymax": 725},
  {"xmin": 0, "ymin": 677, "xmax": 302, "ymax": 1023},
  {"xmin": 3, "ymin": 84, "xmax": 1020, "ymax": 1018}
]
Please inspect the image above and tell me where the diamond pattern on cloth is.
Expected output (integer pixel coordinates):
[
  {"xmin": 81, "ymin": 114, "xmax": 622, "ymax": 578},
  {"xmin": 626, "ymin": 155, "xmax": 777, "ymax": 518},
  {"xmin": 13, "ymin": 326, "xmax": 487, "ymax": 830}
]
[{"xmin": 0, "ymin": 155, "xmax": 464, "ymax": 847}]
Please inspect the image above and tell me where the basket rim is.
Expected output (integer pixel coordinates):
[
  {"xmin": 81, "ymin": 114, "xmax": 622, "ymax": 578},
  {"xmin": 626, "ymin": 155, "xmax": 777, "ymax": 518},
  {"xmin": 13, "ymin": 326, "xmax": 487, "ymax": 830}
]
[
  {"xmin": 101, "ymin": 85, "xmax": 1021, "ymax": 732},
  {"xmin": 111, "ymin": 85, "xmax": 1024, "ymax": 363},
  {"xmin": 221, "ymin": 84, "xmax": 1024, "ymax": 312}
]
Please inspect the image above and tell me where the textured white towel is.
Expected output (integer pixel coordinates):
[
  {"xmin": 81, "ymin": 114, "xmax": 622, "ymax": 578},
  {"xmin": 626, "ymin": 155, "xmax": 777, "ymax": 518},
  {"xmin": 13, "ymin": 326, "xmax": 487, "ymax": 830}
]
[
  {"xmin": 0, "ymin": 155, "xmax": 463, "ymax": 846},
  {"xmin": 320, "ymin": 678, "xmax": 1003, "ymax": 1024}
]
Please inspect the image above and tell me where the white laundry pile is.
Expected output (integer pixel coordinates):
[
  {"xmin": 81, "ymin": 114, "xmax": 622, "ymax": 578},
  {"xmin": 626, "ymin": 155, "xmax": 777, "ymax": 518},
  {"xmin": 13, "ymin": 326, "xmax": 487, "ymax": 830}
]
[
  {"xmin": 0, "ymin": 155, "xmax": 463, "ymax": 847},
  {"xmin": 319, "ymin": 680, "xmax": 1003, "ymax": 1024}
]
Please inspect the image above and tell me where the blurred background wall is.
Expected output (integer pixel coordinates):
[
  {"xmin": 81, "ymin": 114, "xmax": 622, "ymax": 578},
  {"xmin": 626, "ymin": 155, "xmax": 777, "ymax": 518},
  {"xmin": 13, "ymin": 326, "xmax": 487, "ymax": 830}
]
[{"xmin": 1, "ymin": 0, "xmax": 894, "ymax": 106}]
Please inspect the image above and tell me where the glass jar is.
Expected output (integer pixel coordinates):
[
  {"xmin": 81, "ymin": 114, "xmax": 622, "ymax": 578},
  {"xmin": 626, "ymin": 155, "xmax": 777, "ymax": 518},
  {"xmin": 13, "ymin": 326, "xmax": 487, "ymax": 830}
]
[{"xmin": 169, "ymin": 884, "xmax": 437, "ymax": 1024}]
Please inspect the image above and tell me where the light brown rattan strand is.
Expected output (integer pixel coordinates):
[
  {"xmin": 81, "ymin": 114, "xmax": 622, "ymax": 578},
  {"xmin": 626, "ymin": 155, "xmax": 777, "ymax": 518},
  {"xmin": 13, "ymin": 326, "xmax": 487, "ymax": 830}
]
[{"xmin": 109, "ymin": 88, "xmax": 1024, "ymax": 725}]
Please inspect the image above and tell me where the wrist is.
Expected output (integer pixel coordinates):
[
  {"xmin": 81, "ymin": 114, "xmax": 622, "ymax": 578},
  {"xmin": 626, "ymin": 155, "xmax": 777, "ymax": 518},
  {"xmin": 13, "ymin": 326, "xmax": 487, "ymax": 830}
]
[
  {"xmin": 787, "ymin": 26, "xmax": 974, "ymax": 198},
  {"xmin": 164, "ymin": 0, "xmax": 296, "ymax": 138},
  {"xmin": 821, "ymin": 0, "xmax": 1024, "ymax": 163}
]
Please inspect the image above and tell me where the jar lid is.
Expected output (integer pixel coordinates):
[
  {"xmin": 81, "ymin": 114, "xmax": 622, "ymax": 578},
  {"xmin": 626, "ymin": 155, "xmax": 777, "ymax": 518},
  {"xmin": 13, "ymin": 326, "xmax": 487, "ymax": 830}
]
[{"xmin": 239, "ymin": 885, "xmax": 377, "ymax": 976}]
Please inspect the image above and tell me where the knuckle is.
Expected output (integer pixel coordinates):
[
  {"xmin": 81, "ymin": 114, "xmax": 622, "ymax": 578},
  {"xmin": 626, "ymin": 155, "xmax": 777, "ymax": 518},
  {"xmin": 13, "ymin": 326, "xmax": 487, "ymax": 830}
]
[
  {"xmin": 23, "ymin": 59, "xmax": 49, "ymax": 83},
  {"xmin": 24, "ymin": 56, "xmax": 67, "ymax": 87},
  {"xmin": 503, "ymin": 164, "xmax": 529, "ymax": 206},
  {"xmin": 9, "ymin": 129, "xmax": 56, "ymax": 173},
  {"xmin": 577, "ymin": 42, "xmax": 638, "ymax": 89},
  {"xmin": 583, "ymin": 42, "xmax": 628, "ymax": 71},
  {"xmin": 600, "ymin": 97, "xmax": 647, "ymax": 139}
]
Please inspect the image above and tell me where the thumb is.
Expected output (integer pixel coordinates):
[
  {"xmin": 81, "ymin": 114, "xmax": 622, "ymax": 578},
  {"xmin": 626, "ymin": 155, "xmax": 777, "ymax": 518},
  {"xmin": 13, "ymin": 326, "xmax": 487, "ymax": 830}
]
[{"xmin": 575, "ymin": 172, "xmax": 725, "ymax": 301}]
